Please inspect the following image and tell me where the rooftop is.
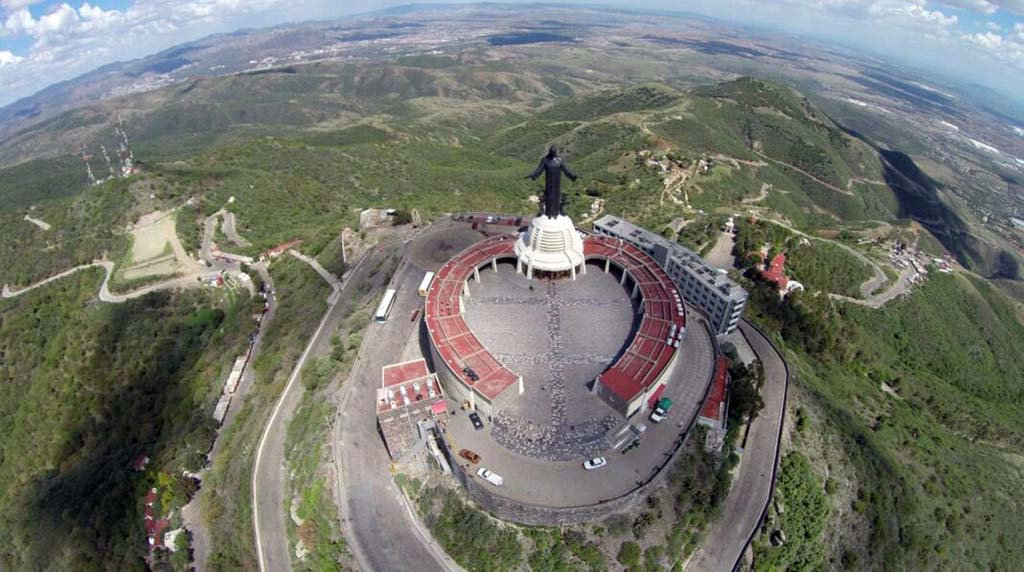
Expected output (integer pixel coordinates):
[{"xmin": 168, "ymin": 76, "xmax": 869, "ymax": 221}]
[
  {"xmin": 700, "ymin": 355, "xmax": 730, "ymax": 423},
  {"xmin": 593, "ymin": 214, "xmax": 746, "ymax": 301},
  {"xmin": 377, "ymin": 359, "xmax": 443, "ymax": 415}
]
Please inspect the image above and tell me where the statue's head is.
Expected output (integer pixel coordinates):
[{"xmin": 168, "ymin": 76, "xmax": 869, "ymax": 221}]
[{"xmin": 547, "ymin": 146, "xmax": 558, "ymax": 159}]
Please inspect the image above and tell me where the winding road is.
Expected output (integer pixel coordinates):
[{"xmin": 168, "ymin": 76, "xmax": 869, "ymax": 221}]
[
  {"xmin": 251, "ymin": 231, "xmax": 419, "ymax": 572},
  {"xmin": 687, "ymin": 321, "xmax": 789, "ymax": 572},
  {"xmin": 1, "ymin": 260, "xmax": 226, "ymax": 303}
]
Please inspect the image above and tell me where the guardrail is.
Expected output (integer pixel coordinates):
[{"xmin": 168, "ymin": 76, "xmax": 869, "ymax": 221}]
[{"xmin": 730, "ymin": 319, "xmax": 791, "ymax": 572}]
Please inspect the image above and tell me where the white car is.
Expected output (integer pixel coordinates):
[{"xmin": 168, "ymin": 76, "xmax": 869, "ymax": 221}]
[
  {"xmin": 583, "ymin": 457, "xmax": 607, "ymax": 471},
  {"xmin": 476, "ymin": 467, "xmax": 504, "ymax": 486}
]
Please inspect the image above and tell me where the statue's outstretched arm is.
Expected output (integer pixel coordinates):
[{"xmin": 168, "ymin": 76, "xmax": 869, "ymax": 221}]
[
  {"xmin": 561, "ymin": 163, "xmax": 578, "ymax": 182},
  {"xmin": 526, "ymin": 161, "xmax": 544, "ymax": 180}
]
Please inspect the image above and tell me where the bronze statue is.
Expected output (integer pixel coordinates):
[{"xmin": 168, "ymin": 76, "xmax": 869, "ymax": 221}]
[{"xmin": 526, "ymin": 146, "xmax": 577, "ymax": 219}]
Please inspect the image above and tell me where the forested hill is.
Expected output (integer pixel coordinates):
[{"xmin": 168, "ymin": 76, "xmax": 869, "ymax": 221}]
[{"xmin": 0, "ymin": 274, "xmax": 253, "ymax": 570}]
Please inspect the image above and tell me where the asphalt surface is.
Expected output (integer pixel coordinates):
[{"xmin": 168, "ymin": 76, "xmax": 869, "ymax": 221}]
[
  {"xmin": 333, "ymin": 222, "xmax": 483, "ymax": 572},
  {"xmin": 252, "ymin": 237, "xmax": 404, "ymax": 572},
  {"xmin": 445, "ymin": 308, "xmax": 716, "ymax": 507},
  {"xmin": 687, "ymin": 320, "xmax": 788, "ymax": 572}
]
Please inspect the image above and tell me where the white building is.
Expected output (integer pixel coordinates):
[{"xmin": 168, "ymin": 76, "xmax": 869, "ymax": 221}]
[{"xmin": 593, "ymin": 215, "xmax": 747, "ymax": 336}]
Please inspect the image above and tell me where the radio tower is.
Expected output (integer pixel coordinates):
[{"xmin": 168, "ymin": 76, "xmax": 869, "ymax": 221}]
[
  {"xmin": 79, "ymin": 144, "xmax": 97, "ymax": 185},
  {"xmin": 100, "ymin": 144, "xmax": 115, "ymax": 177},
  {"xmin": 114, "ymin": 112, "xmax": 136, "ymax": 176}
]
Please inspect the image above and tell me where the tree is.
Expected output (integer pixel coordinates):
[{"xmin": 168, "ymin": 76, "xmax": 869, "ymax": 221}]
[{"xmin": 618, "ymin": 541, "xmax": 641, "ymax": 567}]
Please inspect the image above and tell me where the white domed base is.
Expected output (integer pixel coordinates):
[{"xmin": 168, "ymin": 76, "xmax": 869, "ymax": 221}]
[{"xmin": 514, "ymin": 215, "xmax": 586, "ymax": 279}]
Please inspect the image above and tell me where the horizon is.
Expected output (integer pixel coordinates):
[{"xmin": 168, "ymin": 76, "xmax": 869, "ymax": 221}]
[{"xmin": 0, "ymin": 1, "xmax": 1023, "ymax": 111}]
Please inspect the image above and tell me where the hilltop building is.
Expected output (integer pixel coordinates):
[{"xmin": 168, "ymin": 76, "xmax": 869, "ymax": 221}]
[
  {"xmin": 698, "ymin": 355, "xmax": 731, "ymax": 451},
  {"xmin": 592, "ymin": 215, "xmax": 747, "ymax": 336},
  {"xmin": 376, "ymin": 359, "xmax": 448, "ymax": 461}
]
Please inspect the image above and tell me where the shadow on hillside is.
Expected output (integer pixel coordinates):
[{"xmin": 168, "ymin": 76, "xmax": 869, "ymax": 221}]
[
  {"xmin": 16, "ymin": 292, "xmax": 221, "ymax": 569},
  {"xmin": 843, "ymin": 128, "xmax": 1020, "ymax": 280}
]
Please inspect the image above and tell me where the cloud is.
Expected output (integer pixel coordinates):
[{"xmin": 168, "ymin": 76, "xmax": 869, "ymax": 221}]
[
  {"xmin": 0, "ymin": 0, "xmax": 43, "ymax": 12},
  {"xmin": 0, "ymin": 48, "xmax": 22, "ymax": 64},
  {"xmin": 0, "ymin": 0, "xmax": 296, "ymax": 101}
]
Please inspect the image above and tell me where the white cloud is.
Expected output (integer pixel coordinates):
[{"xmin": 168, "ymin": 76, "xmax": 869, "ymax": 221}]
[
  {"xmin": 0, "ymin": 0, "xmax": 298, "ymax": 103},
  {"xmin": 0, "ymin": 0, "xmax": 43, "ymax": 12},
  {"xmin": 988, "ymin": 21, "xmax": 1003, "ymax": 30},
  {"xmin": 0, "ymin": 48, "xmax": 22, "ymax": 65}
]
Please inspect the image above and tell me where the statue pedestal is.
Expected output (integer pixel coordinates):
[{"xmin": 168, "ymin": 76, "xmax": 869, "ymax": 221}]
[{"xmin": 514, "ymin": 215, "xmax": 586, "ymax": 279}]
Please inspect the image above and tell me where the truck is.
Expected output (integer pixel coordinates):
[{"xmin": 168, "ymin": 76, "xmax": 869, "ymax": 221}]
[
  {"xmin": 649, "ymin": 397, "xmax": 674, "ymax": 423},
  {"xmin": 418, "ymin": 271, "xmax": 435, "ymax": 297}
]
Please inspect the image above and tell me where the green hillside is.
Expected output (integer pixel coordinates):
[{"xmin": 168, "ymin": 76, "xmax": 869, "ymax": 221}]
[
  {"xmin": 741, "ymin": 264, "xmax": 1024, "ymax": 570},
  {"xmin": 0, "ymin": 62, "xmax": 1022, "ymax": 572},
  {"xmin": 0, "ymin": 275, "xmax": 253, "ymax": 570}
]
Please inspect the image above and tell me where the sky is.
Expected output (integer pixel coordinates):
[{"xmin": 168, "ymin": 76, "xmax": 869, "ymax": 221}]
[{"xmin": 0, "ymin": 0, "xmax": 1023, "ymax": 108}]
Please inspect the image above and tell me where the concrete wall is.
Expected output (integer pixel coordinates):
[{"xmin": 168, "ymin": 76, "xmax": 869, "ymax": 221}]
[{"xmin": 445, "ymin": 444, "xmax": 646, "ymax": 525}]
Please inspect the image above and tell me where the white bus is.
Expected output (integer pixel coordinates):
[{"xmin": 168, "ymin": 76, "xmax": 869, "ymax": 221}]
[
  {"xmin": 418, "ymin": 272, "xmax": 435, "ymax": 297},
  {"xmin": 375, "ymin": 288, "xmax": 397, "ymax": 323}
]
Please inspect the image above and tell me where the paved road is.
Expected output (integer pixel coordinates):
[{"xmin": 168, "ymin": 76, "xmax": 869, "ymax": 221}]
[
  {"xmin": 251, "ymin": 238, "xmax": 401, "ymax": 572},
  {"xmin": 445, "ymin": 308, "xmax": 715, "ymax": 508},
  {"xmin": 222, "ymin": 211, "xmax": 252, "ymax": 248},
  {"xmin": 705, "ymin": 232, "xmax": 735, "ymax": 270},
  {"xmin": 687, "ymin": 320, "xmax": 788, "ymax": 572},
  {"xmin": 756, "ymin": 218, "xmax": 909, "ymax": 304},
  {"xmin": 4, "ymin": 205, "xmax": 255, "ymax": 304},
  {"xmin": 333, "ymin": 223, "xmax": 477, "ymax": 572},
  {"xmin": 2, "ymin": 260, "xmax": 223, "ymax": 303},
  {"xmin": 289, "ymin": 249, "xmax": 342, "ymax": 291},
  {"xmin": 185, "ymin": 262, "xmax": 275, "ymax": 571}
]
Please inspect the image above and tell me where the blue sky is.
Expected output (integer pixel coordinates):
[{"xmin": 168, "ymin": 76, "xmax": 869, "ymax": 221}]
[{"xmin": 1, "ymin": 0, "xmax": 1023, "ymax": 107}]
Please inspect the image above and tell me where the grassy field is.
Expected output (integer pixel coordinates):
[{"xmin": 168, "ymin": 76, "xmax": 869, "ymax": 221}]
[{"xmin": 1, "ymin": 60, "xmax": 1022, "ymax": 572}]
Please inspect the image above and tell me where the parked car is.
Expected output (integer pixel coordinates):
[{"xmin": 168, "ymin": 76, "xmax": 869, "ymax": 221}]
[
  {"xmin": 649, "ymin": 397, "xmax": 674, "ymax": 423},
  {"xmin": 476, "ymin": 467, "xmax": 504, "ymax": 486},
  {"xmin": 469, "ymin": 412, "xmax": 484, "ymax": 430},
  {"xmin": 485, "ymin": 215, "xmax": 497, "ymax": 223},
  {"xmin": 583, "ymin": 457, "xmax": 607, "ymax": 471},
  {"xmin": 459, "ymin": 449, "xmax": 481, "ymax": 464}
]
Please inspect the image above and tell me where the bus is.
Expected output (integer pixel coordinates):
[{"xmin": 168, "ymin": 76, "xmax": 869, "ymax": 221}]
[
  {"xmin": 418, "ymin": 271, "xmax": 435, "ymax": 297},
  {"xmin": 374, "ymin": 288, "xmax": 397, "ymax": 323}
]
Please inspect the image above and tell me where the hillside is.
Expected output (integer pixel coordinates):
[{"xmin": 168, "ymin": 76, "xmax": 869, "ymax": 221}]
[
  {"xmin": 0, "ymin": 275, "xmax": 254, "ymax": 570},
  {"xmin": 1, "ymin": 30, "xmax": 1023, "ymax": 572}
]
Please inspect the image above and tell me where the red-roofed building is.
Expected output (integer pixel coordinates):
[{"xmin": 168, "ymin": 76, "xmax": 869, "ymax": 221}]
[
  {"xmin": 377, "ymin": 359, "xmax": 448, "ymax": 461},
  {"xmin": 143, "ymin": 487, "xmax": 170, "ymax": 551},
  {"xmin": 761, "ymin": 253, "xmax": 789, "ymax": 290},
  {"xmin": 698, "ymin": 355, "xmax": 730, "ymax": 430}
]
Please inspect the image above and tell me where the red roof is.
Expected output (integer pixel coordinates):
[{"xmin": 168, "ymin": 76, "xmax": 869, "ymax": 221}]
[
  {"xmin": 761, "ymin": 253, "xmax": 788, "ymax": 289},
  {"xmin": 425, "ymin": 233, "xmax": 686, "ymax": 405},
  {"xmin": 647, "ymin": 383, "xmax": 667, "ymax": 409},
  {"xmin": 424, "ymin": 235, "xmax": 522, "ymax": 400},
  {"xmin": 382, "ymin": 359, "xmax": 430, "ymax": 387},
  {"xmin": 700, "ymin": 355, "xmax": 730, "ymax": 422},
  {"xmin": 587, "ymin": 235, "xmax": 686, "ymax": 402}
]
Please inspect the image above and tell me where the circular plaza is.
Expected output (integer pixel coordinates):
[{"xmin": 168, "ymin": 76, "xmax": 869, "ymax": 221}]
[{"xmin": 418, "ymin": 224, "xmax": 718, "ymax": 517}]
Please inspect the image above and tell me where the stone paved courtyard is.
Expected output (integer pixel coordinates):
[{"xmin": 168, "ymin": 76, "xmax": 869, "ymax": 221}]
[{"xmin": 463, "ymin": 262, "xmax": 637, "ymax": 460}]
